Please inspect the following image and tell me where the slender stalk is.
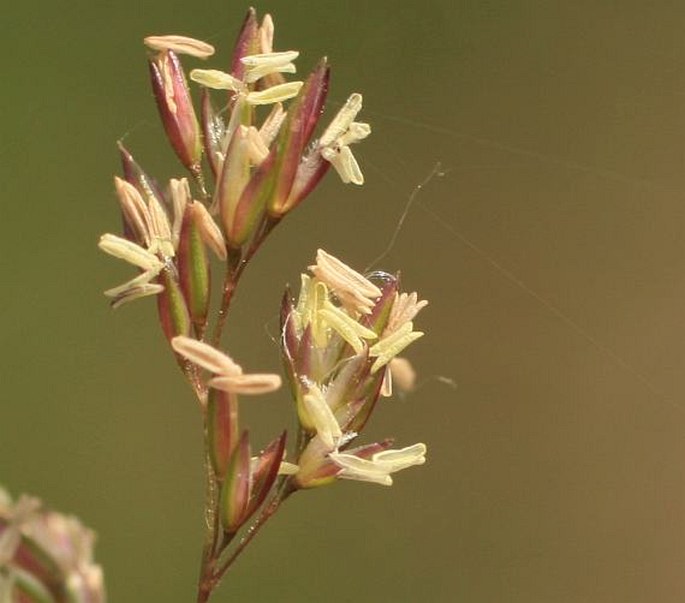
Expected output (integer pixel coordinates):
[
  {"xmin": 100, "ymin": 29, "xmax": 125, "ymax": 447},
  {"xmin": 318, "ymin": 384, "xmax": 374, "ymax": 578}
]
[
  {"xmin": 210, "ymin": 248, "xmax": 243, "ymax": 347},
  {"xmin": 213, "ymin": 479, "xmax": 296, "ymax": 583},
  {"xmin": 194, "ymin": 215, "xmax": 286, "ymax": 603},
  {"xmin": 210, "ymin": 215, "xmax": 282, "ymax": 347}
]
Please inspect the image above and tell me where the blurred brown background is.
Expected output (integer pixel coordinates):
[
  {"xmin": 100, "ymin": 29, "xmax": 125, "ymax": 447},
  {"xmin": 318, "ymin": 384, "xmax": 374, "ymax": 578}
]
[{"xmin": 2, "ymin": 1, "xmax": 685, "ymax": 601}]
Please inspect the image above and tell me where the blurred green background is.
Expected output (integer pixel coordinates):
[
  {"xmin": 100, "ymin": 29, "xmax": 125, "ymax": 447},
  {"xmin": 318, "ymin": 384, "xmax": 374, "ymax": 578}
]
[{"xmin": 3, "ymin": 1, "xmax": 685, "ymax": 601}]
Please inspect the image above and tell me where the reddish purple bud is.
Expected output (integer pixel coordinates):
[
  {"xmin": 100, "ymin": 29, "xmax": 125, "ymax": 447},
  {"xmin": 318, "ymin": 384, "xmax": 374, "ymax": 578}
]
[
  {"xmin": 220, "ymin": 431, "xmax": 252, "ymax": 533},
  {"xmin": 245, "ymin": 431, "xmax": 287, "ymax": 517},
  {"xmin": 230, "ymin": 8, "xmax": 260, "ymax": 80},
  {"xmin": 295, "ymin": 323, "xmax": 314, "ymax": 379},
  {"xmin": 267, "ymin": 59, "xmax": 330, "ymax": 217},
  {"xmin": 207, "ymin": 388, "xmax": 239, "ymax": 478},
  {"xmin": 361, "ymin": 272, "xmax": 400, "ymax": 335},
  {"xmin": 229, "ymin": 149, "xmax": 277, "ymax": 247},
  {"xmin": 177, "ymin": 203, "xmax": 210, "ymax": 335},
  {"xmin": 118, "ymin": 142, "xmax": 167, "ymax": 208},
  {"xmin": 149, "ymin": 51, "xmax": 202, "ymax": 174},
  {"xmin": 283, "ymin": 147, "xmax": 331, "ymax": 211},
  {"xmin": 293, "ymin": 59, "xmax": 329, "ymax": 146}
]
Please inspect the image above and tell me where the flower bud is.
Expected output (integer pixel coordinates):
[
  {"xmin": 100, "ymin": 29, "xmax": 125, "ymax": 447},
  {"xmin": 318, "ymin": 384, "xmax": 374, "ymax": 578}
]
[
  {"xmin": 230, "ymin": 8, "xmax": 260, "ymax": 81},
  {"xmin": 156, "ymin": 266, "xmax": 192, "ymax": 341},
  {"xmin": 244, "ymin": 431, "xmax": 287, "ymax": 518},
  {"xmin": 149, "ymin": 50, "xmax": 202, "ymax": 174},
  {"xmin": 215, "ymin": 126, "xmax": 252, "ymax": 247},
  {"xmin": 118, "ymin": 142, "xmax": 167, "ymax": 212},
  {"xmin": 177, "ymin": 203, "xmax": 210, "ymax": 334},
  {"xmin": 220, "ymin": 431, "xmax": 252, "ymax": 533},
  {"xmin": 267, "ymin": 59, "xmax": 329, "ymax": 217},
  {"xmin": 207, "ymin": 388, "xmax": 239, "ymax": 478}
]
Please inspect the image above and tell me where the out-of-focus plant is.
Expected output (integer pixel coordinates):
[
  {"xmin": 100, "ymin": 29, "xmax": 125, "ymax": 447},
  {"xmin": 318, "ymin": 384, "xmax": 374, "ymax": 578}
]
[{"xmin": 0, "ymin": 487, "xmax": 105, "ymax": 603}]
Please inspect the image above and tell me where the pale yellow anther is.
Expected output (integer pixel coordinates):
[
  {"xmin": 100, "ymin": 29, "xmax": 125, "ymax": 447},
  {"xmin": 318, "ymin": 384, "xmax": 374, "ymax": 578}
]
[
  {"xmin": 171, "ymin": 336, "xmax": 243, "ymax": 376},
  {"xmin": 302, "ymin": 386, "xmax": 342, "ymax": 451},
  {"xmin": 312, "ymin": 249, "xmax": 381, "ymax": 297},
  {"xmin": 338, "ymin": 122, "xmax": 371, "ymax": 147},
  {"xmin": 329, "ymin": 443, "xmax": 426, "ymax": 486},
  {"xmin": 103, "ymin": 270, "xmax": 163, "ymax": 299},
  {"xmin": 241, "ymin": 50, "xmax": 299, "ymax": 68},
  {"xmin": 328, "ymin": 453, "xmax": 393, "ymax": 486},
  {"xmin": 144, "ymin": 35, "xmax": 215, "ymax": 59},
  {"xmin": 98, "ymin": 234, "xmax": 164, "ymax": 272},
  {"xmin": 369, "ymin": 322, "xmax": 424, "ymax": 373},
  {"xmin": 371, "ymin": 443, "xmax": 427, "ymax": 471},
  {"xmin": 321, "ymin": 145, "xmax": 364, "ymax": 185},
  {"xmin": 310, "ymin": 249, "xmax": 381, "ymax": 314},
  {"xmin": 292, "ymin": 273, "xmax": 314, "ymax": 333},
  {"xmin": 190, "ymin": 69, "xmax": 243, "ymax": 92},
  {"xmin": 320, "ymin": 94, "xmax": 363, "ymax": 147},
  {"xmin": 107, "ymin": 282, "xmax": 165, "ymax": 310},
  {"xmin": 319, "ymin": 94, "xmax": 369, "ymax": 185},
  {"xmin": 209, "ymin": 373, "xmax": 282, "ymax": 395},
  {"xmin": 310, "ymin": 281, "xmax": 331, "ymax": 348},
  {"xmin": 243, "ymin": 59, "xmax": 297, "ymax": 84},
  {"xmin": 246, "ymin": 81, "xmax": 303, "ymax": 105},
  {"xmin": 319, "ymin": 300, "xmax": 377, "ymax": 354},
  {"xmin": 386, "ymin": 292, "xmax": 428, "ymax": 335}
]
